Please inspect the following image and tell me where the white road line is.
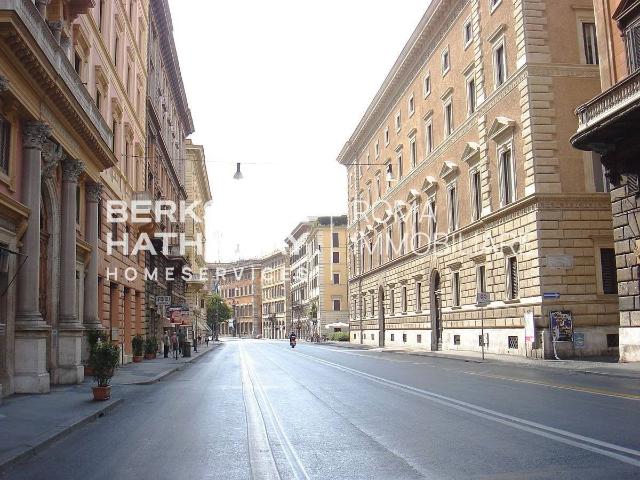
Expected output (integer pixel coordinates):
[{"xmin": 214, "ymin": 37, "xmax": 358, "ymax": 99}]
[
  {"xmin": 241, "ymin": 344, "xmax": 311, "ymax": 480},
  {"xmin": 239, "ymin": 345, "xmax": 281, "ymax": 480},
  {"xmin": 294, "ymin": 350, "xmax": 640, "ymax": 468}
]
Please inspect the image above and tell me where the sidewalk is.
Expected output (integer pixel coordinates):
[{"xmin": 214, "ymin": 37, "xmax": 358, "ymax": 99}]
[
  {"xmin": 323, "ymin": 341, "xmax": 640, "ymax": 379},
  {"xmin": 0, "ymin": 341, "xmax": 221, "ymax": 473}
]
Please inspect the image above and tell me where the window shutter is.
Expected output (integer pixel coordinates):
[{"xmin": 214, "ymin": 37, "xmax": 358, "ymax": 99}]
[{"xmin": 600, "ymin": 248, "xmax": 618, "ymax": 294}]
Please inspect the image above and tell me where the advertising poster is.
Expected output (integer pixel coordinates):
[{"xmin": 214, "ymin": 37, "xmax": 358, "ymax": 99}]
[
  {"xmin": 524, "ymin": 312, "xmax": 535, "ymax": 343},
  {"xmin": 550, "ymin": 310, "xmax": 573, "ymax": 342}
]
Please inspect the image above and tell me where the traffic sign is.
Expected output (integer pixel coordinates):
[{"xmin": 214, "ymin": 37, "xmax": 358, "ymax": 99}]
[
  {"xmin": 543, "ymin": 292, "xmax": 561, "ymax": 300},
  {"xmin": 477, "ymin": 292, "xmax": 490, "ymax": 304},
  {"xmin": 156, "ymin": 295, "xmax": 171, "ymax": 306}
]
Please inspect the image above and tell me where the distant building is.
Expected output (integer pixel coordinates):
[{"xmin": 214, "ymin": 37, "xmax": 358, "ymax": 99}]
[
  {"xmin": 571, "ymin": 0, "xmax": 640, "ymax": 361},
  {"xmin": 261, "ymin": 251, "xmax": 289, "ymax": 339}
]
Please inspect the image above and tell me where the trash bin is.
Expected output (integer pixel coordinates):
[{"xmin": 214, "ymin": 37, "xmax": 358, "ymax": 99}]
[{"xmin": 183, "ymin": 341, "xmax": 192, "ymax": 357}]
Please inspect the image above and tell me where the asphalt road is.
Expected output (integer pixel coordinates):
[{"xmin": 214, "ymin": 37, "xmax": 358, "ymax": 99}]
[{"xmin": 4, "ymin": 339, "xmax": 640, "ymax": 480}]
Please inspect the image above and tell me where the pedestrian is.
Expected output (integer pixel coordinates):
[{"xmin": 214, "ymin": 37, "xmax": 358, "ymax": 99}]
[
  {"xmin": 193, "ymin": 335, "xmax": 198, "ymax": 353},
  {"xmin": 178, "ymin": 329, "xmax": 186, "ymax": 356},
  {"xmin": 171, "ymin": 332, "xmax": 178, "ymax": 359},
  {"xmin": 205, "ymin": 336, "xmax": 210, "ymax": 347},
  {"xmin": 163, "ymin": 332, "xmax": 170, "ymax": 358}
]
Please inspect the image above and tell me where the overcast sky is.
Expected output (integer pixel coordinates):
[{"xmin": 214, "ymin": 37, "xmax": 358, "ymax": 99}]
[{"xmin": 169, "ymin": 0, "xmax": 430, "ymax": 262}]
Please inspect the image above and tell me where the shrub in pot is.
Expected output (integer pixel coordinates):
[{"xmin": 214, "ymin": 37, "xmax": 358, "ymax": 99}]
[
  {"xmin": 144, "ymin": 337, "xmax": 157, "ymax": 360},
  {"xmin": 132, "ymin": 334, "xmax": 144, "ymax": 362},
  {"xmin": 89, "ymin": 341, "xmax": 120, "ymax": 401},
  {"xmin": 85, "ymin": 329, "xmax": 108, "ymax": 376}
]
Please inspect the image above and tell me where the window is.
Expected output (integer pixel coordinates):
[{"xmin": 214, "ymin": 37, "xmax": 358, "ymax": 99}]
[
  {"xmin": 74, "ymin": 52, "xmax": 82, "ymax": 76},
  {"xmin": 397, "ymin": 151, "xmax": 404, "ymax": 180},
  {"xmin": 390, "ymin": 333, "xmax": 395, "ymax": 341},
  {"xmin": 607, "ymin": 333, "xmax": 619, "ymax": 348},
  {"xmin": 464, "ymin": 19, "xmax": 473, "ymax": 48},
  {"xmin": 399, "ymin": 219, "xmax": 406, "ymax": 255},
  {"xmin": 395, "ymin": 111, "xmax": 402, "ymax": 132},
  {"xmin": 508, "ymin": 336, "xmax": 519, "ymax": 349},
  {"xmin": 387, "ymin": 225, "xmax": 393, "ymax": 261},
  {"xmin": 402, "ymin": 286, "xmax": 408, "ymax": 313},
  {"xmin": 441, "ymin": 48, "xmax": 450, "ymax": 75},
  {"xmin": 384, "ymin": 127, "xmax": 389, "ymax": 146},
  {"xmin": 582, "ymin": 22, "xmax": 599, "ymax": 65},
  {"xmin": 114, "ymin": 34, "xmax": 119, "ymax": 66},
  {"xmin": 375, "ymin": 141, "xmax": 380, "ymax": 158},
  {"xmin": 600, "ymin": 248, "xmax": 618, "ymax": 294},
  {"xmin": 452, "ymin": 272, "xmax": 460, "ymax": 307},
  {"xmin": 454, "ymin": 335, "xmax": 461, "ymax": 345},
  {"xmin": 471, "ymin": 170, "xmax": 482, "ymax": 220},
  {"xmin": 444, "ymin": 99, "xmax": 454, "ymax": 137},
  {"xmin": 333, "ymin": 299, "xmax": 341, "ymax": 311},
  {"xmin": 428, "ymin": 198, "xmax": 437, "ymax": 242},
  {"xmin": 410, "ymin": 136, "xmax": 417, "ymax": 168},
  {"xmin": 389, "ymin": 289, "xmax": 395, "ymax": 315},
  {"xmin": 96, "ymin": 89, "xmax": 102, "ymax": 113},
  {"xmin": 98, "ymin": 0, "xmax": 105, "ymax": 32},
  {"xmin": 413, "ymin": 204, "xmax": 420, "ymax": 249},
  {"xmin": 417, "ymin": 334, "xmax": 422, "ymax": 343},
  {"xmin": 376, "ymin": 175, "xmax": 381, "ymax": 199},
  {"xmin": 0, "ymin": 113, "xmax": 10, "ymax": 175},
  {"xmin": 332, "ymin": 251, "xmax": 340, "ymax": 264},
  {"xmin": 402, "ymin": 333, "xmax": 407, "ymax": 343},
  {"xmin": 494, "ymin": 43, "xmax": 506, "ymax": 88},
  {"xmin": 591, "ymin": 153, "xmax": 610, "ymax": 192},
  {"xmin": 408, "ymin": 94, "xmax": 415, "ymax": 117},
  {"xmin": 506, "ymin": 256, "xmax": 519, "ymax": 300},
  {"xmin": 367, "ymin": 185, "xmax": 372, "ymax": 207},
  {"xmin": 467, "ymin": 76, "xmax": 476, "ymax": 115},
  {"xmin": 126, "ymin": 64, "xmax": 132, "ymax": 94},
  {"xmin": 416, "ymin": 282, "xmax": 422, "ymax": 311},
  {"xmin": 332, "ymin": 232, "xmax": 339, "ymax": 247},
  {"xmin": 75, "ymin": 186, "xmax": 81, "ymax": 224},
  {"xmin": 447, "ymin": 184, "xmax": 458, "ymax": 232},
  {"xmin": 369, "ymin": 239, "xmax": 373, "ymax": 268},
  {"xmin": 490, "ymin": 0, "xmax": 502, "ymax": 13},
  {"xmin": 499, "ymin": 146, "xmax": 515, "ymax": 206},
  {"xmin": 425, "ymin": 120, "xmax": 433, "ymax": 154},
  {"xmin": 423, "ymin": 74, "xmax": 431, "ymax": 97},
  {"xmin": 476, "ymin": 265, "xmax": 487, "ymax": 300},
  {"xmin": 622, "ymin": 17, "xmax": 640, "ymax": 73},
  {"xmin": 333, "ymin": 273, "xmax": 340, "ymax": 285},
  {"xmin": 377, "ymin": 234, "xmax": 382, "ymax": 266},
  {"xmin": 111, "ymin": 119, "xmax": 118, "ymax": 152}
]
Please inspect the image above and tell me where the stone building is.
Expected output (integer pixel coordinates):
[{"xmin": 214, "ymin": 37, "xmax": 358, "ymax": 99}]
[
  {"xmin": 210, "ymin": 260, "xmax": 262, "ymax": 337},
  {"xmin": 285, "ymin": 216, "xmax": 350, "ymax": 339},
  {"xmin": 0, "ymin": 0, "xmax": 117, "ymax": 395},
  {"xmin": 144, "ymin": 0, "xmax": 194, "ymax": 340},
  {"xmin": 571, "ymin": 0, "xmax": 640, "ymax": 361},
  {"xmin": 338, "ymin": 0, "xmax": 619, "ymax": 357},
  {"xmin": 261, "ymin": 250, "xmax": 289, "ymax": 339},
  {"xmin": 184, "ymin": 140, "xmax": 211, "ymax": 339}
]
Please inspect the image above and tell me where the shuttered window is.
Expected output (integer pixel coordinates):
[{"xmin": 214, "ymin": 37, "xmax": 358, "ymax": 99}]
[
  {"xmin": 507, "ymin": 257, "xmax": 519, "ymax": 300},
  {"xmin": 600, "ymin": 248, "xmax": 618, "ymax": 294},
  {"xmin": 452, "ymin": 272, "xmax": 460, "ymax": 307},
  {"xmin": 0, "ymin": 114, "xmax": 10, "ymax": 175}
]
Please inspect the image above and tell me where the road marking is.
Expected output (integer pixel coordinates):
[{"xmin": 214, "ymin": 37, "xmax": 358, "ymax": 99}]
[
  {"xmin": 239, "ymin": 346, "xmax": 281, "ymax": 480},
  {"xmin": 300, "ymin": 344, "xmax": 640, "ymax": 400},
  {"xmin": 294, "ymin": 350, "xmax": 640, "ymax": 468},
  {"xmin": 240, "ymin": 344, "xmax": 310, "ymax": 480}
]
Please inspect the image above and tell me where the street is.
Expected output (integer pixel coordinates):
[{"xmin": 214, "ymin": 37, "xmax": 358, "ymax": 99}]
[{"xmin": 4, "ymin": 339, "xmax": 640, "ymax": 480}]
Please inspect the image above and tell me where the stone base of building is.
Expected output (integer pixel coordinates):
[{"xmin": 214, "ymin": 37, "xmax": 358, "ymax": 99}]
[
  {"xmin": 53, "ymin": 330, "xmax": 84, "ymax": 384},
  {"xmin": 14, "ymin": 334, "xmax": 50, "ymax": 394},
  {"xmin": 620, "ymin": 326, "xmax": 640, "ymax": 362}
]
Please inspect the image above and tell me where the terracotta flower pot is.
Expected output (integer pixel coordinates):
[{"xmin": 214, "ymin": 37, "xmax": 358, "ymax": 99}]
[
  {"xmin": 144, "ymin": 353, "xmax": 156, "ymax": 360},
  {"xmin": 92, "ymin": 386, "xmax": 111, "ymax": 401},
  {"xmin": 133, "ymin": 356, "xmax": 143, "ymax": 363}
]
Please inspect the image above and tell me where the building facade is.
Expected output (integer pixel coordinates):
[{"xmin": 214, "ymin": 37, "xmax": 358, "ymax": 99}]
[
  {"xmin": 211, "ymin": 260, "xmax": 262, "ymax": 337},
  {"xmin": 571, "ymin": 0, "xmax": 640, "ymax": 361},
  {"xmin": 261, "ymin": 250, "xmax": 289, "ymax": 339},
  {"xmin": 286, "ymin": 222, "xmax": 310, "ymax": 337},
  {"xmin": 184, "ymin": 139, "xmax": 211, "ymax": 339},
  {"xmin": 338, "ymin": 0, "xmax": 619, "ymax": 357},
  {"xmin": 0, "ymin": 0, "xmax": 118, "ymax": 395},
  {"xmin": 144, "ymin": 0, "xmax": 194, "ymax": 341}
]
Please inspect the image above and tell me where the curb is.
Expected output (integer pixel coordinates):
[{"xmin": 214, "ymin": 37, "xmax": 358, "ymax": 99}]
[
  {"xmin": 0, "ymin": 398, "xmax": 124, "ymax": 474},
  {"xmin": 325, "ymin": 342, "xmax": 640, "ymax": 378},
  {"xmin": 128, "ymin": 342, "xmax": 221, "ymax": 385}
]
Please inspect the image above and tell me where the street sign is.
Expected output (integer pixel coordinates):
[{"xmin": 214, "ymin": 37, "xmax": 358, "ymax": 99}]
[
  {"xmin": 543, "ymin": 292, "xmax": 561, "ymax": 299},
  {"xmin": 574, "ymin": 332, "xmax": 585, "ymax": 348},
  {"xmin": 156, "ymin": 295, "xmax": 171, "ymax": 306},
  {"xmin": 477, "ymin": 292, "xmax": 490, "ymax": 304}
]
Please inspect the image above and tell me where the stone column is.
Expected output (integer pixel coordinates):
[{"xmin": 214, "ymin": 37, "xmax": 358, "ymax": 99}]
[
  {"xmin": 55, "ymin": 158, "xmax": 85, "ymax": 384},
  {"xmin": 14, "ymin": 121, "xmax": 50, "ymax": 394},
  {"xmin": 83, "ymin": 182, "xmax": 102, "ymax": 330}
]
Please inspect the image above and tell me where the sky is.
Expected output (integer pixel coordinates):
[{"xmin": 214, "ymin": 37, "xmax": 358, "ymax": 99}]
[{"xmin": 169, "ymin": 0, "xmax": 430, "ymax": 262}]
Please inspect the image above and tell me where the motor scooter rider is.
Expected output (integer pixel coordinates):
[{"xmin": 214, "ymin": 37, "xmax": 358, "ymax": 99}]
[{"xmin": 289, "ymin": 331, "xmax": 297, "ymax": 346}]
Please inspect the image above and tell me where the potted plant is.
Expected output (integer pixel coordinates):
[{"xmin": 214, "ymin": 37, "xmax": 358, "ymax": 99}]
[
  {"xmin": 144, "ymin": 337, "xmax": 157, "ymax": 360},
  {"xmin": 132, "ymin": 334, "xmax": 144, "ymax": 362},
  {"xmin": 89, "ymin": 341, "xmax": 120, "ymax": 401},
  {"xmin": 85, "ymin": 329, "xmax": 108, "ymax": 376}
]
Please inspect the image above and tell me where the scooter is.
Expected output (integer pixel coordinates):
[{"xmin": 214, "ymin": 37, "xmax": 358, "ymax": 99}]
[{"xmin": 290, "ymin": 338, "xmax": 296, "ymax": 349}]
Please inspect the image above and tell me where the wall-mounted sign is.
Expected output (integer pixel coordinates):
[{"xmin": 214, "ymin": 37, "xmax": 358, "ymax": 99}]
[
  {"xmin": 543, "ymin": 292, "xmax": 561, "ymax": 300},
  {"xmin": 550, "ymin": 310, "xmax": 573, "ymax": 342},
  {"xmin": 547, "ymin": 255, "xmax": 574, "ymax": 269},
  {"xmin": 156, "ymin": 296, "xmax": 171, "ymax": 306},
  {"xmin": 574, "ymin": 332, "xmax": 585, "ymax": 348}
]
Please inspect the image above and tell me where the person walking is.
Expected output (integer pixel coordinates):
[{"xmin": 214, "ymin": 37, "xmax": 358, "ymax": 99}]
[
  {"xmin": 193, "ymin": 335, "xmax": 198, "ymax": 353},
  {"xmin": 163, "ymin": 332, "xmax": 170, "ymax": 358},
  {"xmin": 205, "ymin": 336, "xmax": 210, "ymax": 347},
  {"xmin": 178, "ymin": 329, "xmax": 186, "ymax": 357},
  {"xmin": 171, "ymin": 332, "xmax": 179, "ymax": 359}
]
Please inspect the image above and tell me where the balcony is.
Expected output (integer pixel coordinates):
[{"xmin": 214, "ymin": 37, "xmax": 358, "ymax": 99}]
[
  {"xmin": 186, "ymin": 273, "xmax": 206, "ymax": 290},
  {"xmin": 167, "ymin": 244, "xmax": 187, "ymax": 264},
  {"xmin": 572, "ymin": 69, "xmax": 640, "ymax": 182},
  {"xmin": 132, "ymin": 190, "xmax": 157, "ymax": 233}
]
